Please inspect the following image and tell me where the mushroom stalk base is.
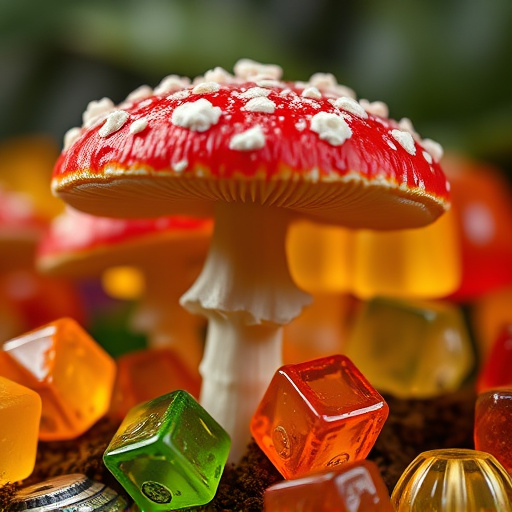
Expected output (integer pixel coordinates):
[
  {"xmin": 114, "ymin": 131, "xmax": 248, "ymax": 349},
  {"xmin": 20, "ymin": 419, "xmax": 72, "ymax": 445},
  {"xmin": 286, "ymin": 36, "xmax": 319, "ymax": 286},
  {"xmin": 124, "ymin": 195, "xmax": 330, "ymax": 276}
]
[
  {"xmin": 200, "ymin": 313, "xmax": 282, "ymax": 461},
  {"xmin": 181, "ymin": 202, "xmax": 311, "ymax": 461}
]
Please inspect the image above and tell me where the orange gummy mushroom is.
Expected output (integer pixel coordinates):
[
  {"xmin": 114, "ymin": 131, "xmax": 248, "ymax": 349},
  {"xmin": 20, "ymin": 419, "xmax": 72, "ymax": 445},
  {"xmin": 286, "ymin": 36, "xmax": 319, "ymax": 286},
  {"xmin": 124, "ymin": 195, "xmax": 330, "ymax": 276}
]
[{"xmin": 51, "ymin": 59, "xmax": 450, "ymax": 460}]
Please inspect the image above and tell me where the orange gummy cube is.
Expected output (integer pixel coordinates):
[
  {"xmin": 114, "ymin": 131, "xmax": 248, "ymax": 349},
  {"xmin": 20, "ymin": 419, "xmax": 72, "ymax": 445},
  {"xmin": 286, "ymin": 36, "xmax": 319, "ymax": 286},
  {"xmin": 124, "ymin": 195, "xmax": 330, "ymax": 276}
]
[
  {"xmin": 0, "ymin": 376, "xmax": 41, "ymax": 484},
  {"xmin": 0, "ymin": 318, "xmax": 116, "ymax": 441},
  {"xmin": 265, "ymin": 460, "xmax": 393, "ymax": 511},
  {"xmin": 109, "ymin": 347, "xmax": 201, "ymax": 421},
  {"xmin": 251, "ymin": 355, "xmax": 388, "ymax": 479}
]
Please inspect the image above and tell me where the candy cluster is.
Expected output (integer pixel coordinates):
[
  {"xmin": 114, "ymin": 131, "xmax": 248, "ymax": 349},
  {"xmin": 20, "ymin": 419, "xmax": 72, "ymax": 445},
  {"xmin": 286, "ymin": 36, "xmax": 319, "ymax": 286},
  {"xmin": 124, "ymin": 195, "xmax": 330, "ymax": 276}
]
[{"xmin": 1, "ymin": 59, "xmax": 512, "ymax": 511}]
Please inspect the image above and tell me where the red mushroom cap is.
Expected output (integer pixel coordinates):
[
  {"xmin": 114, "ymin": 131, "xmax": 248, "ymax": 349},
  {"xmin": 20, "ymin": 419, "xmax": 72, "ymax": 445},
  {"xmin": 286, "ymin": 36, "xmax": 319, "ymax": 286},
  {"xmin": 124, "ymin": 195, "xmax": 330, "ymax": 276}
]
[
  {"xmin": 0, "ymin": 186, "xmax": 47, "ymax": 270},
  {"xmin": 36, "ymin": 207, "xmax": 213, "ymax": 277},
  {"xmin": 52, "ymin": 62, "xmax": 449, "ymax": 230}
]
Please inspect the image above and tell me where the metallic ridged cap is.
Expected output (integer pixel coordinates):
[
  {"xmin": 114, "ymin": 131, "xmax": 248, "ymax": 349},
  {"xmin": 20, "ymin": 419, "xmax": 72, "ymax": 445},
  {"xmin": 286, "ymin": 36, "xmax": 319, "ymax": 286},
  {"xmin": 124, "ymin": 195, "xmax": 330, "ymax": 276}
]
[{"xmin": 7, "ymin": 473, "xmax": 135, "ymax": 511}]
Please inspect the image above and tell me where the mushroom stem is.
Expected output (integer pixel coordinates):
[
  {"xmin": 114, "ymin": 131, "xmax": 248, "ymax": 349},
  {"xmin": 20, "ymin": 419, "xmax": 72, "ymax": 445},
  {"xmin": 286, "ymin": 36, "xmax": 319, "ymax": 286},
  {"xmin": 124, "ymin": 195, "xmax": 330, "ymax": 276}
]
[
  {"xmin": 181, "ymin": 202, "xmax": 311, "ymax": 461},
  {"xmin": 200, "ymin": 314, "xmax": 283, "ymax": 461}
]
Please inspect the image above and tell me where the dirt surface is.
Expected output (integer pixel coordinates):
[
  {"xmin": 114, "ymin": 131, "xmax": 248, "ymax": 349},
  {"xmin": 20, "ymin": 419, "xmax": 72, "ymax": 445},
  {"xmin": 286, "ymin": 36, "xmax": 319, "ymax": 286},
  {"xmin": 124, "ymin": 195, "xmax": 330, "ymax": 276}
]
[{"xmin": 0, "ymin": 388, "xmax": 477, "ymax": 510}]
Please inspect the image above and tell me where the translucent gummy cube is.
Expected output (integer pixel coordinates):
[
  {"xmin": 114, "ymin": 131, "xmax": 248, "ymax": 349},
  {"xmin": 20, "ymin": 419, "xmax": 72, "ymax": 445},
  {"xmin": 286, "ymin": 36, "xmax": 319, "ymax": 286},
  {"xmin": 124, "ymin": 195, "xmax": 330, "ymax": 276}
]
[
  {"xmin": 0, "ymin": 317, "xmax": 116, "ymax": 440},
  {"xmin": 0, "ymin": 376, "xmax": 41, "ymax": 484},
  {"xmin": 345, "ymin": 297, "xmax": 474, "ymax": 398},
  {"xmin": 264, "ymin": 460, "xmax": 393, "ymax": 511},
  {"xmin": 103, "ymin": 390, "xmax": 231, "ymax": 511},
  {"xmin": 474, "ymin": 389, "xmax": 512, "ymax": 474},
  {"xmin": 250, "ymin": 354, "xmax": 388, "ymax": 479}
]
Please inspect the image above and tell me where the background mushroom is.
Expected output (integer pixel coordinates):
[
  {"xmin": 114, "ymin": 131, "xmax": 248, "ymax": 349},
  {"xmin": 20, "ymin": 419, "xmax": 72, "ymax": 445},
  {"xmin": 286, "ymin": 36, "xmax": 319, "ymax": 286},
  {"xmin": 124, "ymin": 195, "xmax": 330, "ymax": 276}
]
[
  {"xmin": 51, "ymin": 59, "xmax": 450, "ymax": 460},
  {"xmin": 0, "ymin": 185, "xmax": 47, "ymax": 272},
  {"xmin": 37, "ymin": 206, "xmax": 212, "ymax": 373},
  {"xmin": 0, "ymin": 185, "xmax": 85, "ymax": 342}
]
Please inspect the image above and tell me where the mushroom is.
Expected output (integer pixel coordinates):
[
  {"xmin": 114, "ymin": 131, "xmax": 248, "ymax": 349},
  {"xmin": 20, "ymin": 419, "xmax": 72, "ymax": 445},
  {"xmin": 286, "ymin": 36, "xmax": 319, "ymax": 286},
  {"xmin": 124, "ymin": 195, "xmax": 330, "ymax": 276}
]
[
  {"xmin": 0, "ymin": 185, "xmax": 85, "ymax": 342},
  {"xmin": 51, "ymin": 59, "xmax": 450, "ymax": 460},
  {"xmin": 0, "ymin": 185, "xmax": 46, "ymax": 271},
  {"xmin": 36, "ymin": 206, "xmax": 212, "ymax": 374}
]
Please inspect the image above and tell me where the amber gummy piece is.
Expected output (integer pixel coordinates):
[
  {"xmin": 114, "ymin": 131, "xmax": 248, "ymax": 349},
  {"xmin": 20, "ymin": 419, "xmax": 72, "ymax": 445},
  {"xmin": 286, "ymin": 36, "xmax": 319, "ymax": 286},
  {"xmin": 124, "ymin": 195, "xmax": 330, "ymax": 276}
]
[
  {"xmin": 109, "ymin": 347, "xmax": 201, "ymax": 421},
  {"xmin": 392, "ymin": 449, "xmax": 512, "ymax": 511},
  {"xmin": 351, "ymin": 209, "xmax": 460, "ymax": 299},
  {"xmin": 287, "ymin": 220, "xmax": 353, "ymax": 294},
  {"xmin": 264, "ymin": 460, "xmax": 393, "ymax": 511},
  {"xmin": 251, "ymin": 355, "xmax": 388, "ymax": 479},
  {"xmin": 0, "ymin": 376, "xmax": 41, "ymax": 484},
  {"xmin": 346, "ymin": 297, "xmax": 474, "ymax": 398},
  {"xmin": 287, "ymin": 213, "xmax": 460, "ymax": 300},
  {"xmin": 474, "ymin": 389, "xmax": 512, "ymax": 475},
  {"xmin": 0, "ymin": 317, "xmax": 116, "ymax": 440}
]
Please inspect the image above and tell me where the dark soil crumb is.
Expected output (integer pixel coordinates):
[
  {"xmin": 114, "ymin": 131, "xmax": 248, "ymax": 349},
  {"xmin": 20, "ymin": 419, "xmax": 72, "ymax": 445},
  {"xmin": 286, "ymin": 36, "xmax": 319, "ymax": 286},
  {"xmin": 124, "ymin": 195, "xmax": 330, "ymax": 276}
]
[
  {"xmin": 0, "ymin": 483, "xmax": 18, "ymax": 510},
  {"xmin": 0, "ymin": 388, "xmax": 477, "ymax": 510},
  {"xmin": 198, "ymin": 440, "xmax": 283, "ymax": 512},
  {"xmin": 368, "ymin": 386, "xmax": 477, "ymax": 492}
]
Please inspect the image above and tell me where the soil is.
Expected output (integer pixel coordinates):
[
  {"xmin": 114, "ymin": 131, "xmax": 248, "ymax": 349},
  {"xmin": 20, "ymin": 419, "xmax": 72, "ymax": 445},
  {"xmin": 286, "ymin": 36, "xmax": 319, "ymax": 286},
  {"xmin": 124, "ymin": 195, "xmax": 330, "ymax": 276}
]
[{"xmin": 0, "ymin": 387, "xmax": 477, "ymax": 510}]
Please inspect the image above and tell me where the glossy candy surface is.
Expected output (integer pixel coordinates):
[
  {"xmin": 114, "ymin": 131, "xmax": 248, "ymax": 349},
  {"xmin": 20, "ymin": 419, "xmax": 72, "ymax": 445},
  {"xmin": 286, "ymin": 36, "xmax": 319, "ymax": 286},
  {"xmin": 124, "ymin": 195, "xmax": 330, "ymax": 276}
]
[
  {"xmin": 109, "ymin": 347, "xmax": 201, "ymax": 421},
  {"xmin": 350, "ymin": 209, "xmax": 460, "ymax": 299},
  {"xmin": 251, "ymin": 355, "xmax": 388, "ymax": 479},
  {"xmin": 444, "ymin": 155, "xmax": 512, "ymax": 301},
  {"xmin": 287, "ymin": 220, "xmax": 353, "ymax": 294},
  {"xmin": 474, "ymin": 389, "xmax": 512, "ymax": 474},
  {"xmin": 104, "ymin": 390, "xmax": 230, "ymax": 511},
  {"xmin": 0, "ymin": 376, "xmax": 41, "ymax": 484},
  {"xmin": 392, "ymin": 449, "xmax": 512, "ymax": 511},
  {"xmin": 287, "ymin": 206, "xmax": 460, "ymax": 302},
  {"xmin": 473, "ymin": 287, "xmax": 512, "ymax": 357},
  {"xmin": 477, "ymin": 324, "xmax": 512, "ymax": 393},
  {"xmin": 264, "ymin": 460, "xmax": 393, "ymax": 511},
  {"xmin": 7, "ymin": 473, "xmax": 133, "ymax": 511},
  {"xmin": 346, "ymin": 297, "xmax": 474, "ymax": 398},
  {"xmin": 0, "ymin": 318, "xmax": 116, "ymax": 440}
]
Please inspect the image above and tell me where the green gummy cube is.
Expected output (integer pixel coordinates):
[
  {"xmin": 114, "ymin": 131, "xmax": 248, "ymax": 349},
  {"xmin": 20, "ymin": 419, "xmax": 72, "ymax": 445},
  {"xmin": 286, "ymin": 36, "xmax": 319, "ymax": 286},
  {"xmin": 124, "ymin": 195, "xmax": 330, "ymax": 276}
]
[{"xmin": 103, "ymin": 390, "xmax": 231, "ymax": 511}]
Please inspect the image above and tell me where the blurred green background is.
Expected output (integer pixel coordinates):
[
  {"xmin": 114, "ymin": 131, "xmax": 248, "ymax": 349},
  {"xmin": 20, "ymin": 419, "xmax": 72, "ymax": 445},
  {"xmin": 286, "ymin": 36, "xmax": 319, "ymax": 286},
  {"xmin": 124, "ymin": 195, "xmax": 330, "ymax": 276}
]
[{"xmin": 1, "ymin": 0, "xmax": 511, "ymax": 169}]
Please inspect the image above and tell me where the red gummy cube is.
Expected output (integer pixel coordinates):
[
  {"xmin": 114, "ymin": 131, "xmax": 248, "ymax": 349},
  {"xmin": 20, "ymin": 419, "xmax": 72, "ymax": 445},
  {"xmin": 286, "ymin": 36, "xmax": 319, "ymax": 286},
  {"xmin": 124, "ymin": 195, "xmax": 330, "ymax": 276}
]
[
  {"xmin": 251, "ymin": 355, "xmax": 388, "ymax": 479},
  {"xmin": 474, "ymin": 389, "xmax": 512, "ymax": 474},
  {"xmin": 444, "ymin": 156, "xmax": 512, "ymax": 301},
  {"xmin": 477, "ymin": 324, "xmax": 512, "ymax": 393},
  {"xmin": 264, "ymin": 460, "xmax": 393, "ymax": 511}
]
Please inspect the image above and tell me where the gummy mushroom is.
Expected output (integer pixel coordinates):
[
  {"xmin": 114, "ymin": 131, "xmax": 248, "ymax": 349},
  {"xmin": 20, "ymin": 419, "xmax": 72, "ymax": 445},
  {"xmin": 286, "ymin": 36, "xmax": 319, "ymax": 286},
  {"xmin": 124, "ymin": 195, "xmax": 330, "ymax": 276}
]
[
  {"xmin": 36, "ymin": 206, "xmax": 212, "ymax": 373},
  {"xmin": 51, "ymin": 59, "xmax": 450, "ymax": 460}
]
